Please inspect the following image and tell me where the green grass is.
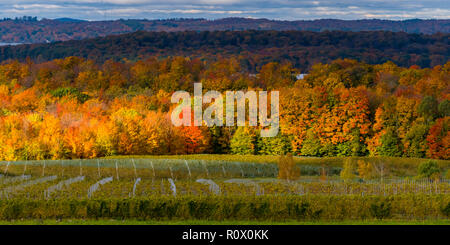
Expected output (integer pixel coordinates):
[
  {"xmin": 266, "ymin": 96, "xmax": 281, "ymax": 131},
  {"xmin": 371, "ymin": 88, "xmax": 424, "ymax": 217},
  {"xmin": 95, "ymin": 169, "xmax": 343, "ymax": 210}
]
[
  {"xmin": 0, "ymin": 219, "xmax": 448, "ymax": 225},
  {"xmin": 102, "ymin": 154, "xmax": 450, "ymax": 167},
  {"xmin": 2, "ymin": 154, "xmax": 449, "ymax": 178}
]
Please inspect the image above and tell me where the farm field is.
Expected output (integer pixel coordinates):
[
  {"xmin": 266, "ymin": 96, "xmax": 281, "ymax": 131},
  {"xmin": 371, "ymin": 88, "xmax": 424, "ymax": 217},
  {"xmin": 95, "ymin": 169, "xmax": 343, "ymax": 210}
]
[
  {"xmin": 0, "ymin": 155, "xmax": 449, "ymax": 223},
  {"xmin": 1, "ymin": 219, "xmax": 449, "ymax": 225}
]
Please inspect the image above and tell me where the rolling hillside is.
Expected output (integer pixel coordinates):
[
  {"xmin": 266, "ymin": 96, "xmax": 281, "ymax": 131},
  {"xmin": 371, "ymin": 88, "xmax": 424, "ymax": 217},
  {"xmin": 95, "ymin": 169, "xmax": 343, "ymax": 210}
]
[
  {"xmin": 0, "ymin": 17, "xmax": 449, "ymax": 44},
  {"xmin": 0, "ymin": 30, "xmax": 448, "ymax": 71}
]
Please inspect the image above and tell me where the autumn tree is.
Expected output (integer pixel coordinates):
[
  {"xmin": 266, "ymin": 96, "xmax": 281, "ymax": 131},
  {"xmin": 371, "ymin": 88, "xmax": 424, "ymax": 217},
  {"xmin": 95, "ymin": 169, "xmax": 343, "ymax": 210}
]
[
  {"xmin": 277, "ymin": 153, "xmax": 300, "ymax": 181},
  {"xmin": 230, "ymin": 127, "xmax": 258, "ymax": 155},
  {"xmin": 340, "ymin": 159, "xmax": 357, "ymax": 182},
  {"xmin": 357, "ymin": 160, "xmax": 375, "ymax": 180},
  {"xmin": 426, "ymin": 117, "xmax": 449, "ymax": 160},
  {"xmin": 258, "ymin": 134, "xmax": 292, "ymax": 155}
]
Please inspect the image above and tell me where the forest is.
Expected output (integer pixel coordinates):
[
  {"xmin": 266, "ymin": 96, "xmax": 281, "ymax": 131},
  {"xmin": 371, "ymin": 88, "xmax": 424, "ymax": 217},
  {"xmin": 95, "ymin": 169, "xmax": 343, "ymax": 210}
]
[
  {"xmin": 0, "ymin": 30, "xmax": 449, "ymax": 71},
  {"xmin": 0, "ymin": 56, "xmax": 447, "ymax": 161},
  {"xmin": 0, "ymin": 17, "xmax": 448, "ymax": 43}
]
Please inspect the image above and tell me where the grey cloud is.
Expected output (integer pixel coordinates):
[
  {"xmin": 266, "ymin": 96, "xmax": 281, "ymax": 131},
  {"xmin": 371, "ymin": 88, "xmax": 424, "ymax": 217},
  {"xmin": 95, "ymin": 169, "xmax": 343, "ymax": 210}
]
[{"xmin": 0, "ymin": 0, "xmax": 448, "ymax": 20}]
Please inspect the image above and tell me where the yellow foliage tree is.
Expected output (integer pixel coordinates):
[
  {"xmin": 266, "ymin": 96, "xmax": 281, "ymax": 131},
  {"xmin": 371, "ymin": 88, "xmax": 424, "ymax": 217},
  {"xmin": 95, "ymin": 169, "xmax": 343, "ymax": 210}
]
[
  {"xmin": 357, "ymin": 160, "xmax": 375, "ymax": 180},
  {"xmin": 277, "ymin": 153, "xmax": 300, "ymax": 181},
  {"xmin": 340, "ymin": 159, "xmax": 356, "ymax": 181},
  {"xmin": 39, "ymin": 115, "xmax": 64, "ymax": 159}
]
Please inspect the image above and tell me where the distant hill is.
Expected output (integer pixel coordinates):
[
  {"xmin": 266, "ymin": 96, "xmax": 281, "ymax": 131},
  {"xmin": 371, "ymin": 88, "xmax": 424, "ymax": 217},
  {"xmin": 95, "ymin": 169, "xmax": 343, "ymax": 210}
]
[
  {"xmin": 53, "ymin": 18, "xmax": 87, "ymax": 23},
  {"xmin": 1, "ymin": 30, "xmax": 448, "ymax": 71},
  {"xmin": 0, "ymin": 18, "xmax": 449, "ymax": 43}
]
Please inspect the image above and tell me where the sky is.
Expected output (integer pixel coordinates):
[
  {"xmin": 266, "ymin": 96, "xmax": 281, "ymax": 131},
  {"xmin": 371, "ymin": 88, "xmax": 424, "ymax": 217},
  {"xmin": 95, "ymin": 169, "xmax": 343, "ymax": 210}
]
[{"xmin": 1, "ymin": 0, "xmax": 449, "ymax": 21}]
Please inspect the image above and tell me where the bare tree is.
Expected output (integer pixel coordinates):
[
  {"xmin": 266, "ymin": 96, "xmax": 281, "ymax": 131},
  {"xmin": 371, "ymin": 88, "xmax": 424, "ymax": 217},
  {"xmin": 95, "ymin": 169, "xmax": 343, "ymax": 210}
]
[{"xmin": 372, "ymin": 158, "xmax": 389, "ymax": 183}]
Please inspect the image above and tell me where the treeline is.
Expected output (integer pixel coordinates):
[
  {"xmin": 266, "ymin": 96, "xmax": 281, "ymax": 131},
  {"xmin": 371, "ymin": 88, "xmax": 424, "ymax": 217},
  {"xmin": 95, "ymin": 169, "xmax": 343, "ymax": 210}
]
[
  {"xmin": 0, "ymin": 16, "xmax": 38, "ymax": 22},
  {"xmin": 0, "ymin": 56, "xmax": 448, "ymax": 160},
  {"xmin": 0, "ymin": 30, "xmax": 449, "ymax": 71},
  {"xmin": 0, "ymin": 18, "xmax": 449, "ymax": 43}
]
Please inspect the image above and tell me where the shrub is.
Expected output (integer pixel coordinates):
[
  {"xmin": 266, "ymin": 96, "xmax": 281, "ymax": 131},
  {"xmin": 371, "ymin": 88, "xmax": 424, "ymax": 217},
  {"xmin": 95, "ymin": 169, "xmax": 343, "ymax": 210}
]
[
  {"xmin": 0, "ymin": 195, "xmax": 447, "ymax": 221},
  {"xmin": 442, "ymin": 202, "xmax": 450, "ymax": 218},
  {"xmin": 370, "ymin": 201, "xmax": 392, "ymax": 220},
  {"xmin": 417, "ymin": 160, "xmax": 440, "ymax": 179}
]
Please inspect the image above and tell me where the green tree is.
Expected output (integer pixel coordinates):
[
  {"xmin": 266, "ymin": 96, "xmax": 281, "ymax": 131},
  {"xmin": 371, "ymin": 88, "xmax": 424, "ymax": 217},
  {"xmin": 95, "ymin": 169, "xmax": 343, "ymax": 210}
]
[
  {"xmin": 335, "ymin": 130, "xmax": 367, "ymax": 157},
  {"xmin": 230, "ymin": 127, "xmax": 258, "ymax": 155},
  {"xmin": 258, "ymin": 134, "xmax": 292, "ymax": 155},
  {"xmin": 340, "ymin": 159, "xmax": 357, "ymax": 181},
  {"xmin": 417, "ymin": 160, "xmax": 440, "ymax": 179},
  {"xmin": 404, "ymin": 122, "xmax": 429, "ymax": 158},
  {"xmin": 379, "ymin": 129, "xmax": 403, "ymax": 157},
  {"xmin": 418, "ymin": 96, "xmax": 439, "ymax": 122},
  {"xmin": 350, "ymin": 129, "xmax": 368, "ymax": 156},
  {"xmin": 208, "ymin": 126, "xmax": 231, "ymax": 154},
  {"xmin": 438, "ymin": 99, "xmax": 450, "ymax": 118},
  {"xmin": 300, "ymin": 129, "xmax": 322, "ymax": 156}
]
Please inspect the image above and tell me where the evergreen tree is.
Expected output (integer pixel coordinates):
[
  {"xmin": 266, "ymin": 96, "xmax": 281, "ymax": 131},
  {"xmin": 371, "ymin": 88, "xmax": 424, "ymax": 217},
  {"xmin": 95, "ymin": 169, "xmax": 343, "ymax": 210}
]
[
  {"xmin": 258, "ymin": 134, "xmax": 292, "ymax": 155},
  {"xmin": 300, "ymin": 129, "xmax": 322, "ymax": 156},
  {"xmin": 404, "ymin": 122, "xmax": 429, "ymax": 158},
  {"xmin": 418, "ymin": 96, "xmax": 439, "ymax": 122},
  {"xmin": 230, "ymin": 127, "xmax": 258, "ymax": 155},
  {"xmin": 438, "ymin": 99, "xmax": 450, "ymax": 118},
  {"xmin": 379, "ymin": 128, "xmax": 403, "ymax": 157}
]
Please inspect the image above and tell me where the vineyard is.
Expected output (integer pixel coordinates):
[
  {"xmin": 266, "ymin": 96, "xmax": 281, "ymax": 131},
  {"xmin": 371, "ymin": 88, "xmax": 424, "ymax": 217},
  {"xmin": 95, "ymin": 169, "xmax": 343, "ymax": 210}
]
[{"xmin": 0, "ymin": 157, "xmax": 449, "ymax": 221}]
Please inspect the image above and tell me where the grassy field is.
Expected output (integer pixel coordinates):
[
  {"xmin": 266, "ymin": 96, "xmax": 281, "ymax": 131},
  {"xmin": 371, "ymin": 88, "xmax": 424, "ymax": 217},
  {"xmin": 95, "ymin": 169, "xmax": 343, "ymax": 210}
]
[
  {"xmin": 0, "ymin": 219, "xmax": 449, "ymax": 225},
  {"xmin": 102, "ymin": 155, "xmax": 450, "ymax": 177},
  {"xmin": 0, "ymin": 155, "xmax": 449, "ymax": 223},
  {"xmin": 2, "ymin": 154, "xmax": 449, "ymax": 178}
]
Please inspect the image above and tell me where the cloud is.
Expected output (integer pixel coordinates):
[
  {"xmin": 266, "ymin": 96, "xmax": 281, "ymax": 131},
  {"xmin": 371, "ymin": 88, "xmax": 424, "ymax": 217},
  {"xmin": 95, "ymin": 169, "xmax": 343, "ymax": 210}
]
[
  {"xmin": 0, "ymin": 0, "xmax": 448, "ymax": 20},
  {"xmin": 12, "ymin": 4, "xmax": 63, "ymax": 9}
]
